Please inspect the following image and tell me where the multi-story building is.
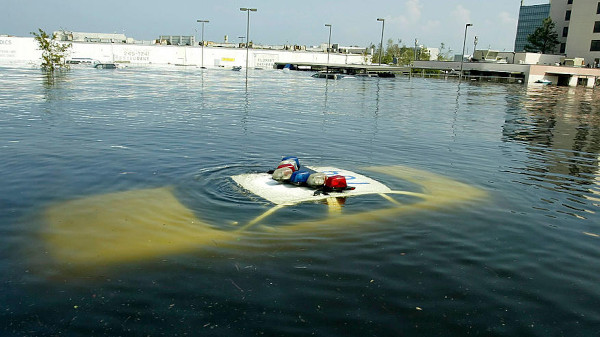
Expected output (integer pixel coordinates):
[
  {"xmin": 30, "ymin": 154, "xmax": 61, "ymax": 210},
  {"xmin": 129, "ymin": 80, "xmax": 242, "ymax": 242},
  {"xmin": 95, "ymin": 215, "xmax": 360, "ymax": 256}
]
[
  {"xmin": 551, "ymin": 0, "xmax": 600, "ymax": 66},
  {"xmin": 514, "ymin": 2, "xmax": 551, "ymax": 52}
]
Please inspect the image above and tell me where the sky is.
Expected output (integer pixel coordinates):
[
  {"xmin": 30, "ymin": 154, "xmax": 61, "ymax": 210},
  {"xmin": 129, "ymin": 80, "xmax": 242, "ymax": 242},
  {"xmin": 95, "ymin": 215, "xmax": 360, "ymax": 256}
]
[{"xmin": 1, "ymin": 0, "xmax": 550, "ymax": 54}]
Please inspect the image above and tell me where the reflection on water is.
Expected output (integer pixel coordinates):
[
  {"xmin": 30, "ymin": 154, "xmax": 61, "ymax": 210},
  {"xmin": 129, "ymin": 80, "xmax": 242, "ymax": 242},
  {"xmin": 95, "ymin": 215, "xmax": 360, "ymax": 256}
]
[
  {"xmin": 503, "ymin": 86, "xmax": 600, "ymax": 218},
  {"xmin": 1, "ymin": 66, "xmax": 599, "ymax": 336}
]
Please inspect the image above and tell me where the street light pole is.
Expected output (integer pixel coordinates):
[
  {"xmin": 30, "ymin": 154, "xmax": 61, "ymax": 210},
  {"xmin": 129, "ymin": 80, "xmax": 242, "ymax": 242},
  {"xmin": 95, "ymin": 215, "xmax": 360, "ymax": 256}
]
[
  {"xmin": 197, "ymin": 20, "xmax": 209, "ymax": 69},
  {"xmin": 240, "ymin": 7, "xmax": 257, "ymax": 79},
  {"xmin": 325, "ymin": 24, "xmax": 332, "ymax": 72},
  {"xmin": 459, "ymin": 23, "xmax": 473, "ymax": 83},
  {"xmin": 377, "ymin": 18, "xmax": 385, "ymax": 65},
  {"xmin": 414, "ymin": 39, "xmax": 418, "ymax": 62},
  {"xmin": 412, "ymin": 38, "xmax": 418, "ymax": 77}
]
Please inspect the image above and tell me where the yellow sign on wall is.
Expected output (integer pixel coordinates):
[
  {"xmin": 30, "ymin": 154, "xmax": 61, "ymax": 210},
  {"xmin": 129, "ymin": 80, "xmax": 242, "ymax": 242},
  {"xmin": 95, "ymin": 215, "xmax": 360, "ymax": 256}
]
[{"xmin": 221, "ymin": 57, "xmax": 235, "ymax": 62}]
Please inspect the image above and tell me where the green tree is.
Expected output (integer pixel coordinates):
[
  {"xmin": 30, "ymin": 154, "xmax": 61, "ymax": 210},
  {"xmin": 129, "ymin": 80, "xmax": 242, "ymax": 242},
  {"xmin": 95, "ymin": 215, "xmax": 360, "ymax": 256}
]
[
  {"xmin": 385, "ymin": 39, "xmax": 401, "ymax": 64},
  {"xmin": 371, "ymin": 40, "xmax": 390, "ymax": 64},
  {"xmin": 370, "ymin": 39, "xmax": 432, "ymax": 65},
  {"xmin": 364, "ymin": 43, "xmax": 376, "ymax": 64},
  {"xmin": 400, "ymin": 45, "xmax": 415, "ymax": 65},
  {"xmin": 31, "ymin": 28, "xmax": 71, "ymax": 72},
  {"xmin": 524, "ymin": 17, "xmax": 559, "ymax": 54},
  {"xmin": 437, "ymin": 43, "xmax": 453, "ymax": 61},
  {"xmin": 416, "ymin": 45, "xmax": 430, "ymax": 61}
]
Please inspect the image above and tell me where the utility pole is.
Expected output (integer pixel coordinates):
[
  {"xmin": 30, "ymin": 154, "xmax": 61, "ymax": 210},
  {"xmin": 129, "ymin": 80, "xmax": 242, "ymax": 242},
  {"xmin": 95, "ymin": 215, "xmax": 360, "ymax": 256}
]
[
  {"xmin": 196, "ymin": 20, "xmax": 209, "ymax": 68},
  {"xmin": 459, "ymin": 23, "xmax": 473, "ymax": 82},
  {"xmin": 240, "ymin": 8, "xmax": 257, "ymax": 79},
  {"xmin": 325, "ymin": 24, "xmax": 332, "ymax": 72},
  {"xmin": 377, "ymin": 18, "xmax": 385, "ymax": 65}
]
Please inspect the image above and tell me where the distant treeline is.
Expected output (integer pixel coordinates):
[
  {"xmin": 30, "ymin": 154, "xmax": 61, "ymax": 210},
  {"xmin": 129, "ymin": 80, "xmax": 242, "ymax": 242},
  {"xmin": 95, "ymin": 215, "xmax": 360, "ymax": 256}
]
[{"xmin": 368, "ymin": 39, "xmax": 454, "ymax": 65}]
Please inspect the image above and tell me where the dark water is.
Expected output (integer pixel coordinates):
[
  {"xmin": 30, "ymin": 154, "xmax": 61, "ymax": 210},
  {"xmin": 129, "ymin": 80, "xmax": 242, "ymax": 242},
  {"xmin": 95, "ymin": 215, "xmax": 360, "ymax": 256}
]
[{"xmin": 1, "ymin": 66, "xmax": 599, "ymax": 336}]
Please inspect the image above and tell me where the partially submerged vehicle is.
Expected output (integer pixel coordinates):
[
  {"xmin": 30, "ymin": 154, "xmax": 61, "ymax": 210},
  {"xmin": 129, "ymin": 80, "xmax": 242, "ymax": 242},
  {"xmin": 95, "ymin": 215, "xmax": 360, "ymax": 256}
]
[
  {"xmin": 94, "ymin": 63, "xmax": 117, "ymax": 69},
  {"xmin": 65, "ymin": 58, "xmax": 95, "ymax": 65},
  {"xmin": 42, "ymin": 157, "xmax": 487, "ymax": 270},
  {"xmin": 311, "ymin": 72, "xmax": 355, "ymax": 80}
]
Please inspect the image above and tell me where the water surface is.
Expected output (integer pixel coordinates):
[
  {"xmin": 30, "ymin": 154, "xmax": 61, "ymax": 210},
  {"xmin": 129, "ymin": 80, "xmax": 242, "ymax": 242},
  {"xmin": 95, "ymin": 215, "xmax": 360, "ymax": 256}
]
[{"xmin": 1, "ymin": 66, "xmax": 599, "ymax": 336}]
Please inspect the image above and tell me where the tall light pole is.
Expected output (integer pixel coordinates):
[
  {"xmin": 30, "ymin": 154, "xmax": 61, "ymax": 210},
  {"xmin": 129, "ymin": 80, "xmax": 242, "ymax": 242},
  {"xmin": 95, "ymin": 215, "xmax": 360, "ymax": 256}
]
[
  {"xmin": 411, "ymin": 38, "xmax": 418, "ymax": 78},
  {"xmin": 459, "ymin": 23, "xmax": 473, "ymax": 82},
  {"xmin": 325, "ymin": 24, "xmax": 332, "ymax": 71},
  {"xmin": 197, "ymin": 19, "xmax": 209, "ymax": 69},
  {"xmin": 377, "ymin": 18, "xmax": 385, "ymax": 65},
  {"xmin": 240, "ymin": 7, "xmax": 257, "ymax": 78},
  {"xmin": 414, "ymin": 38, "xmax": 418, "ymax": 62}
]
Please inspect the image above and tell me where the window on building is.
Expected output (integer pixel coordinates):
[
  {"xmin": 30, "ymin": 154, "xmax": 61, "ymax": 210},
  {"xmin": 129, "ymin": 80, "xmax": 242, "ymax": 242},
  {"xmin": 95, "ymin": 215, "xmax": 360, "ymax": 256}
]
[
  {"xmin": 563, "ymin": 27, "xmax": 569, "ymax": 37},
  {"xmin": 598, "ymin": 2, "xmax": 600, "ymax": 14},
  {"xmin": 567, "ymin": 0, "xmax": 572, "ymax": 4},
  {"xmin": 565, "ymin": 10, "xmax": 571, "ymax": 21},
  {"xmin": 591, "ymin": 40, "xmax": 600, "ymax": 51},
  {"xmin": 595, "ymin": 22, "xmax": 600, "ymax": 33},
  {"xmin": 561, "ymin": 43, "xmax": 567, "ymax": 53}
]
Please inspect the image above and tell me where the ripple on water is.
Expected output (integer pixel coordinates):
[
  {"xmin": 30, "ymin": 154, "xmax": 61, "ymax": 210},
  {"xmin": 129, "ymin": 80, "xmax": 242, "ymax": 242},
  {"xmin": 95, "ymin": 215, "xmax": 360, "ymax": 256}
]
[{"xmin": 0, "ymin": 66, "xmax": 599, "ymax": 336}]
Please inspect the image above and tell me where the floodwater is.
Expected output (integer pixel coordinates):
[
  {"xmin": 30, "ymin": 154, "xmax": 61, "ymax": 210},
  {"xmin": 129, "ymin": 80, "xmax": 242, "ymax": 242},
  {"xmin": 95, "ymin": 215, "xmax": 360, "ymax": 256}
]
[{"xmin": 1, "ymin": 65, "xmax": 599, "ymax": 336}]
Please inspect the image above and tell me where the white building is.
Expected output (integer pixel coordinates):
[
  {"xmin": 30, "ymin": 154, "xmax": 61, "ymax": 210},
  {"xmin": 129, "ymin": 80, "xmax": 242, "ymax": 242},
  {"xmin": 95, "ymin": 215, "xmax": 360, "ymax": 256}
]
[
  {"xmin": 0, "ymin": 35, "xmax": 368, "ymax": 69},
  {"xmin": 550, "ymin": 0, "xmax": 600, "ymax": 66},
  {"xmin": 55, "ymin": 31, "xmax": 129, "ymax": 44}
]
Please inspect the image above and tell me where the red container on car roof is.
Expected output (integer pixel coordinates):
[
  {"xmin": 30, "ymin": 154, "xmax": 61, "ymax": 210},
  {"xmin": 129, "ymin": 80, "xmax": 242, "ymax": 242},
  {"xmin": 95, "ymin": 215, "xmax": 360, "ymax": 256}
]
[{"xmin": 325, "ymin": 175, "xmax": 347, "ymax": 190}]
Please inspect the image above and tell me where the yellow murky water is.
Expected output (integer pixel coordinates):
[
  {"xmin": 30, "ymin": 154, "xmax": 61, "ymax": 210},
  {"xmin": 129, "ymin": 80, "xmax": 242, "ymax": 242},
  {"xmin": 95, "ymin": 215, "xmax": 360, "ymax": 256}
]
[{"xmin": 44, "ymin": 166, "xmax": 487, "ymax": 268}]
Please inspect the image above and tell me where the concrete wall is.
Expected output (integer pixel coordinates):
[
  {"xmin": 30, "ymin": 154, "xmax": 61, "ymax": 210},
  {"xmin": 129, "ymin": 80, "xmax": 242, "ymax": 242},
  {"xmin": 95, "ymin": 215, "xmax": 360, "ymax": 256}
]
[
  {"xmin": 413, "ymin": 60, "xmax": 600, "ymax": 87},
  {"xmin": 550, "ymin": 0, "xmax": 600, "ymax": 65},
  {"xmin": 528, "ymin": 64, "xmax": 600, "ymax": 86},
  {"xmin": 550, "ymin": 0, "xmax": 569, "ymax": 51},
  {"xmin": 497, "ymin": 52, "xmax": 562, "ymax": 65},
  {"xmin": 0, "ymin": 36, "xmax": 367, "ymax": 69},
  {"xmin": 564, "ymin": 0, "xmax": 600, "ymax": 66},
  {"xmin": 513, "ymin": 53, "xmax": 563, "ymax": 65},
  {"xmin": 413, "ymin": 60, "xmax": 530, "ymax": 75}
]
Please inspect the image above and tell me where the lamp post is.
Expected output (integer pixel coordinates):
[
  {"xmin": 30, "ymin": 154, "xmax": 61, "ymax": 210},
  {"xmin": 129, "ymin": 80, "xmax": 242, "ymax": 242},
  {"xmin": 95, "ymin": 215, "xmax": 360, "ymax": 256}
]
[
  {"xmin": 459, "ymin": 23, "xmax": 473, "ymax": 82},
  {"xmin": 325, "ymin": 24, "xmax": 332, "ymax": 71},
  {"xmin": 414, "ymin": 38, "xmax": 418, "ymax": 62},
  {"xmin": 411, "ymin": 38, "xmax": 418, "ymax": 78},
  {"xmin": 377, "ymin": 18, "xmax": 385, "ymax": 65},
  {"xmin": 196, "ymin": 19, "xmax": 209, "ymax": 68},
  {"xmin": 240, "ymin": 7, "xmax": 257, "ymax": 78}
]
